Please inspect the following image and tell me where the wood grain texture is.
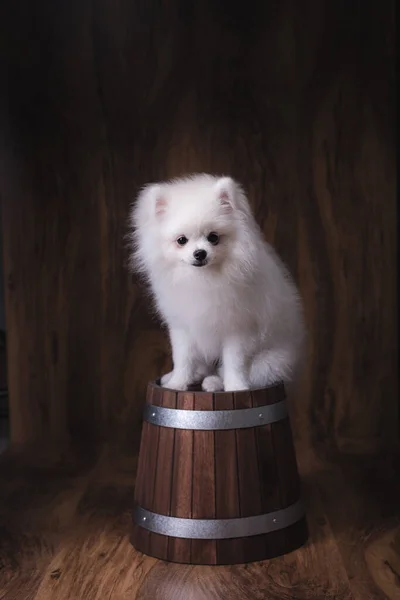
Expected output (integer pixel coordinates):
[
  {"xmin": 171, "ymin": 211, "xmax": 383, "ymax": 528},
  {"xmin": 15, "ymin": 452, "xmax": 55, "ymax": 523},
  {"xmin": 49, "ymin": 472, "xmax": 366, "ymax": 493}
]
[
  {"xmin": 214, "ymin": 391, "xmax": 242, "ymax": 564},
  {"xmin": 0, "ymin": 445, "xmax": 399, "ymax": 599},
  {"xmin": 0, "ymin": 0, "xmax": 396, "ymax": 457},
  {"xmin": 191, "ymin": 391, "xmax": 216, "ymax": 565},
  {"xmin": 0, "ymin": 446, "xmax": 97, "ymax": 600},
  {"xmin": 150, "ymin": 389, "xmax": 176, "ymax": 560},
  {"xmin": 168, "ymin": 391, "xmax": 194, "ymax": 563},
  {"xmin": 234, "ymin": 390, "xmax": 266, "ymax": 562},
  {"xmin": 0, "ymin": 0, "xmax": 397, "ymax": 590},
  {"xmin": 132, "ymin": 383, "xmax": 306, "ymax": 565}
]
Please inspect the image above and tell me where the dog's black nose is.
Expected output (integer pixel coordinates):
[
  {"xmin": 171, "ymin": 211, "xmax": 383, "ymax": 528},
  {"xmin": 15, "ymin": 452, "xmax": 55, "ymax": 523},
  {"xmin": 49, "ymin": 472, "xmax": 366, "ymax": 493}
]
[{"xmin": 193, "ymin": 249, "xmax": 207, "ymax": 261}]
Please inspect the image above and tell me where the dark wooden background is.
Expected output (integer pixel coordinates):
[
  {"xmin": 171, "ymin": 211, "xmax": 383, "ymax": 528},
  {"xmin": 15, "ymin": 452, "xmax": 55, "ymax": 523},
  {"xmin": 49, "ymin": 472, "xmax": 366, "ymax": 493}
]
[{"xmin": 0, "ymin": 0, "xmax": 396, "ymax": 457}]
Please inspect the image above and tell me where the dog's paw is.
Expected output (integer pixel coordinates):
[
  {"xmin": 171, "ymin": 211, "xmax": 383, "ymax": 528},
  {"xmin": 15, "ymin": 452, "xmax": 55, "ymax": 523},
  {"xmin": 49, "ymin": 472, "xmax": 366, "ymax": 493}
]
[
  {"xmin": 164, "ymin": 377, "xmax": 189, "ymax": 391},
  {"xmin": 223, "ymin": 379, "xmax": 250, "ymax": 392},
  {"xmin": 160, "ymin": 371, "xmax": 173, "ymax": 386},
  {"xmin": 202, "ymin": 375, "xmax": 224, "ymax": 393}
]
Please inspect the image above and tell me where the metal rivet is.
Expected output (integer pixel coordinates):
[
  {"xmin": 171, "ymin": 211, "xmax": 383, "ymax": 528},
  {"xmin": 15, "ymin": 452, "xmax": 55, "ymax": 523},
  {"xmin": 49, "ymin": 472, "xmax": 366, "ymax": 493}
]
[
  {"xmin": 273, "ymin": 518, "xmax": 277, "ymax": 523},
  {"xmin": 258, "ymin": 413, "xmax": 263, "ymax": 419},
  {"xmin": 151, "ymin": 412, "xmax": 156, "ymax": 417},
  {"xmin": 142, "ymin": 517, "xmax": 147, "ymax": 522}
]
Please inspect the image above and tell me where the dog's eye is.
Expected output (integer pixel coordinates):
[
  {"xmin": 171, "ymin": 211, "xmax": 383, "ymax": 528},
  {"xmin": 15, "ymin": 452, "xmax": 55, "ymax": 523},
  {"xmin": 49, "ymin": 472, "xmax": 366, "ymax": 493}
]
[
  {"xmin": 207, "ymin": 232, "xmax": 219, "ymax": 245},
  {"xmin": 176, "ymin": 236, "xmax": 188, "ymax": 246}
]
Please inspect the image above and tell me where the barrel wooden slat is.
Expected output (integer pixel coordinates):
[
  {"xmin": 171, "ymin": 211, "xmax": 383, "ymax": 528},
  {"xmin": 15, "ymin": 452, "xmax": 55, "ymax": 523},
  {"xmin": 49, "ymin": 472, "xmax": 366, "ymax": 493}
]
[
  {"xmin": 214, "ymin": 391, "xmax": 242, "ymax": 564},
  {"xmin": 251, "ymin": 387, "xmax": 289, "ymax": 559},
  {"xmin": 273, "ymin": 419, "xmax": 300, "ymax": 506},
  {"xmin": 132, "ymin": 384, "xmax": 163, "ymax": 556},
  {"xmin": 149, "ymin": 390, "xmax": 177, "ymax": 560},
  {"xmin": 142, "ymin": 384, "xmax": 162, "ymax": 511},
  {"xmin": 191, "ymin": 392, "xmax": 217, "ymax": 565},
  {"xmin": 150, "ymin": 385, "xmax": 164, "ymax": 407},
  {"xmin": 234, "ymin": 390, "xmax": 262, "ymax": 516},
  {"xmin": 132, "ymin": 381, "xmax": 308, "ymax": 565},
  {"xmin": 168, "ymin": 391, "xmax": 194, "ymax": 563},
  {"xmin": 251, "ymin": 388, "xmax": 281, "ymax": 512},
  {"xmin": 272, "ymin": 416, "xmax": 308, "ymax": 555},
  {"xmin": 233, "ymin": 390, "xmax": 267, "ymax": 562},
  {"xmin": 131, "ymin": 420, "xmax": 151, "ymax": 555}
]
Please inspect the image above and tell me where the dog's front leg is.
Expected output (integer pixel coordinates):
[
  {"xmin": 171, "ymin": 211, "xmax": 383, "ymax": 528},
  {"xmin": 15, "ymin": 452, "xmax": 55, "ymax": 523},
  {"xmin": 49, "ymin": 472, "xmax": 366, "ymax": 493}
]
[
  {"xmin": 161, "ymin": 328, "xmax": 196, "ymax": 391},
  {"xmin": 222, "ymin": 336, "xmax": 250, "ymax": 391}
]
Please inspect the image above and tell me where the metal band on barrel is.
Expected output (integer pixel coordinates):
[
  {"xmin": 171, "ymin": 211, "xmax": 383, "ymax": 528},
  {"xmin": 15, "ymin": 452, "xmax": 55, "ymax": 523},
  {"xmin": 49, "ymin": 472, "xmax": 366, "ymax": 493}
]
[
  {"xmin": 143, "ymin": 400, "xmax": 288, "ymax": 430},
  {"xmin": 133, "ymin": 499, "xmax": 305, "ymax": 539}
]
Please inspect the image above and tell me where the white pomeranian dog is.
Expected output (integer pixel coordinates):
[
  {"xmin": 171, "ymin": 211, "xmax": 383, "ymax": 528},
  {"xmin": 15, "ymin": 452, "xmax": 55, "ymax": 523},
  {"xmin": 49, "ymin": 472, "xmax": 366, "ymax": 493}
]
[{"xmin": 129, "ymin": 174, "xmax": 305, "ymax": 392}]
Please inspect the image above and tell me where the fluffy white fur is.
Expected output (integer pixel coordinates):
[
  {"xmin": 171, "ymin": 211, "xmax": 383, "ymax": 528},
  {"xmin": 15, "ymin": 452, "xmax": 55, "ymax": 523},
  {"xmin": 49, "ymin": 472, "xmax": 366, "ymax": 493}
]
[{"xmin": 129, "ymin": 174, "xmax": 305, "ymax": 392}]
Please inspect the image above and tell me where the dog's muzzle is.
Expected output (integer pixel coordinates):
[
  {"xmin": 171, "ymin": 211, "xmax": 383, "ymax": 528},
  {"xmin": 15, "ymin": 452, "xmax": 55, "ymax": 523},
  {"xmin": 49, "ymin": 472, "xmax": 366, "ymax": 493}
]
[{"xmin": 192, "ymin": 259, "xmax": 208, "ymax": 267}]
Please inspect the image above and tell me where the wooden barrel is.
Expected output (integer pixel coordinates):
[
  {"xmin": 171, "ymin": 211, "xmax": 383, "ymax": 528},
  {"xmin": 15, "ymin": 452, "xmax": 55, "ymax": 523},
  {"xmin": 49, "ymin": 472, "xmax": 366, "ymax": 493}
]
[{"xmin": 131, "ymin": 380, "xmax": 308, "ymax": 565}]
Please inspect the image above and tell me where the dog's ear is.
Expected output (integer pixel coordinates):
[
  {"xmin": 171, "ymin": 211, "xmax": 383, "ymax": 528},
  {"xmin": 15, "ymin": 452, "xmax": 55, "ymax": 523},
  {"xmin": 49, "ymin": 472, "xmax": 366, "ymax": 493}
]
[
  {"xmin": 148, "ymin": 185, "xmax": 167, "ymax": 217},
  {"xmin": 215, "ymin": 177, "xmax": 236, "ymax": 213},
  {"xmin": 155, "ymin": 195, "xmax": 167, "ymax": 217},
  {"xmin": 139, "ymin": 184, "xmax": 167, "ymax": 218}
]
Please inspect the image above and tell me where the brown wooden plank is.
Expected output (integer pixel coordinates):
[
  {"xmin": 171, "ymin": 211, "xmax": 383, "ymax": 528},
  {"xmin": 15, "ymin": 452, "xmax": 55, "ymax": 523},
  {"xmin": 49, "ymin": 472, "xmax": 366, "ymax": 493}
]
[
  {"xmin": 273, "ymin": 417, "xmax": 308, "ymax": 554},
  {"xmin": 133, "ymin": 384, "xmax": 162, "ymax": 556},
  {"xmin": 233, "ymin": 391, "xmax": 265, "ymax": 562},
  {"xmin": 131, "ymin": 421, "xmax": 151, "ymax": 556},
  {"xmin": 251, "ymin": 388, "xmax": 282, "ymax": 511},
  {"xmin": 149, "ymin": 384, "xmax": 164, "ymax": 407},
  {"xmin": 234, "ymin": 390, "xmax": 262, "ymax": 517},
  {"xmin": 131, "ymin": 386, "xmax": 155, "ymax": 556},
  {"xmin": 250, "ymin": 388, "xmax": 287, "ymax": 560},
  {"xmin": 168, "ymin": 391, "xmax": 194, "ymax": 563},
  {"xmin": 149, "ymin": 390, "xmax": 177, "ymax": 560},
  {"xmin": 133, "ymin": 422, "xmax": 147, "ymax": 507},
  {"xmin": 272, "ymin": 418, "xmax": 302, "ymax": 508},
  {"xmin": 214, "ymin": 391, "xmax": 243, "ymax": 564},
  {"xmin": 133, "ymin": 385, "xmax": 152, "ymax": 507},
  {"xmin": 191, "ymin": 392, "xmax": 217, "ymax": 565},
  {"xmin": 141, "ymin": 385, "xmax": 163, "ymax": 506}
]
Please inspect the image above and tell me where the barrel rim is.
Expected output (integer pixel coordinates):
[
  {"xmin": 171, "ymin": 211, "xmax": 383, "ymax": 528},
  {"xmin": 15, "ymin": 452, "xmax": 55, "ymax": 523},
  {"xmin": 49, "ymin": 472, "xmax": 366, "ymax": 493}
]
[{"xmin": 151, "ymin": 379, "xmax": 286, "ymax": 396}]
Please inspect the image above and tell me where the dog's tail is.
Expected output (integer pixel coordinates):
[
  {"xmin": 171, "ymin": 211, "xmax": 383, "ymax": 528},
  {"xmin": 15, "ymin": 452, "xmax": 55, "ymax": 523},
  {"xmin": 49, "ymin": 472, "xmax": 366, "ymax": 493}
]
[{"xmin": 249, "ymin": 348, "xmax": 300, "ymax": 388}]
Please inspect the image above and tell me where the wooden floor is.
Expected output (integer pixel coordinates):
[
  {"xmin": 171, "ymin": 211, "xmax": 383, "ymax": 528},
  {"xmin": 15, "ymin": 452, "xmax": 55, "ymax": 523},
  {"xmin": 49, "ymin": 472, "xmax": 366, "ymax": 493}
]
[{"xmin": 0, "ymin": 443, "xmax": 399, "ymax": 600}]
